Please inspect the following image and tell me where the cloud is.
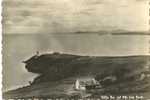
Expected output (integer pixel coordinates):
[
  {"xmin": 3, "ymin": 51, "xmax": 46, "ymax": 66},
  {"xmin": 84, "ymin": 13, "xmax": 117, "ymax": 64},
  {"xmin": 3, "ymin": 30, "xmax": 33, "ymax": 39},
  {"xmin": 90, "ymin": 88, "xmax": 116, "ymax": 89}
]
[{"xmin": 3, "ymin": 0, "xmax": 149, "ymax": 34}]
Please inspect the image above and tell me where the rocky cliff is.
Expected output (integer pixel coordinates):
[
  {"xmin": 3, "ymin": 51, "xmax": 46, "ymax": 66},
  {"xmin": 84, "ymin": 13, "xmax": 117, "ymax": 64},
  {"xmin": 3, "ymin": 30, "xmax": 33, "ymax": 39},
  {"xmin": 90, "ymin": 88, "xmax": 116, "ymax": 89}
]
[
  {"xmin": 3, "ymin": 53, "xmax": 150, "ymax": 99},
  {"xmin": 23, "ymin": 52, "xmax": 150, "ymax": 84}
]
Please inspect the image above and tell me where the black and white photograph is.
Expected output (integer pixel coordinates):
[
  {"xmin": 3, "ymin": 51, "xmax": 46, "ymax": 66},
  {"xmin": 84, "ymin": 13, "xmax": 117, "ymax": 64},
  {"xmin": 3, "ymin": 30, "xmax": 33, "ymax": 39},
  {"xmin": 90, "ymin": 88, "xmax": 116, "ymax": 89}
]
[{"xmin": 2, "ymin": 0, "xmax": 150, "ymax": 99}]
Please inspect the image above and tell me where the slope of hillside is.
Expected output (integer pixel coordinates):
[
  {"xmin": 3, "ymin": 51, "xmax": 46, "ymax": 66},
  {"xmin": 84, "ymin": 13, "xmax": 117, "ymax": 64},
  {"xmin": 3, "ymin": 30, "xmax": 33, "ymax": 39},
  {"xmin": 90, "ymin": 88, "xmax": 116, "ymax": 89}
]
[
  {"xmin": 3, "ymin": 54, "xmax": 150, "ymax": 99},
  {"xmin": 23, "ymin": 53, "xmax": 150, "ymax": 84}
]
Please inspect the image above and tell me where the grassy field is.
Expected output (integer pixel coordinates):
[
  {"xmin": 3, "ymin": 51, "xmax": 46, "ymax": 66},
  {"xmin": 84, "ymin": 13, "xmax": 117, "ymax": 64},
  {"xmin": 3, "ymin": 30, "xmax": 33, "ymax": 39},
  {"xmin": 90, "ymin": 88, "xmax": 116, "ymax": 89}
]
[{"xmin": 3, "ymin": 55, "xmax": 150, "ymax": 99}]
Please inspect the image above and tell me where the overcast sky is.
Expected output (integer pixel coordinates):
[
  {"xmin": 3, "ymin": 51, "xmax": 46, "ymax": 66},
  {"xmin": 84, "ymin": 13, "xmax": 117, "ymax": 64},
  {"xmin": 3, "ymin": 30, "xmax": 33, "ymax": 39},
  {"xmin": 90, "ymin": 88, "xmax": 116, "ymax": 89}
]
[{"xmin": 2, "ymin": 0, "xmax": 150, "ymax": 34}]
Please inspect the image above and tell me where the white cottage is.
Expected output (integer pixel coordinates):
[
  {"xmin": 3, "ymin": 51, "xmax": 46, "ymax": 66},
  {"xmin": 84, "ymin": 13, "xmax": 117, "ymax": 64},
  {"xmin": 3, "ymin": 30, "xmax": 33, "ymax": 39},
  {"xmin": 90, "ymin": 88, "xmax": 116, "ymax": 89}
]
[{"xmin": 74, "ymin": 77, "xmax": 99, "ymax": 90}]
